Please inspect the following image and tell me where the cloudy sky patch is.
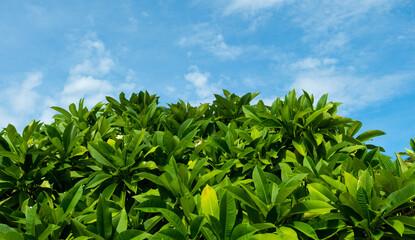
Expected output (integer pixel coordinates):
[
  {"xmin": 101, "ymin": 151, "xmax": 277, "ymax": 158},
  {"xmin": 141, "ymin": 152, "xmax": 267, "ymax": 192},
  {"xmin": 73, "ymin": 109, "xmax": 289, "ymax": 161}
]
[{"xmin": 0, "ymin": 0, "xmax": 414, "ymax": 156}]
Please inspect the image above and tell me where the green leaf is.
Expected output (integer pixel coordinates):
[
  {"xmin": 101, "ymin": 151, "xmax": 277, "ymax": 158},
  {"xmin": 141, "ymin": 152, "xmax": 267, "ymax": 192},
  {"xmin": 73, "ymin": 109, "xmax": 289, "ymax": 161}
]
[
  {"xmin": 114, "ymin": 230, "xmax": 152, "ymax": 240},
  {"xmin": 201, "ymin": 226, "xmax": 218, "ymax": 240},
  {"xmin": 0, "ymin": 231, "xmax": 24, "ymax": 240},
  {"xmin": 51, "ymin": 106, "xmax": 73, "ymax": 119},
  {"xmin": 292, "ymin": 140, "xmax": 307, "ymax": 157},
  {"xmin": 143, "ymin": 146, "xmax": 158, "ymax": 158},
  {"xmin": 305, "ymin": 104, "xmax": 332, "ymax": 127},
  {"xmin": 97, "ymin": 194, "xmax": 113, "ymax": 240},
  {"xmin": 250, "ymin": 233, "xmax": 281, "ymax": 240},
  {"xmin": 201, "ymin": 185, "xmax": 219, "ymax": 219},
  {"xmin": 88, "ymin": 141, "xmax": 116, "ymax": 169},
  {"xmin": 291, "ymin": 221, "xmax": 319, "ymax": 240},
  {"xmin": 253, "ymin": 166, "xmax": 271, "ymax": 205},
  {"xmin": 25, "ymin": 204, "xmax": 38, "ymax": 236},
  {"xmin": 70, "ymin": 146, "xmax": 88, "ymax": 157},
  {"xmin": 152, "ymin": 228, "xmax": 186, "ymax": 240},
  {"xmin": 226, "ymin": 186, "xmax": 257, "ymax": 210},
  {"xmin": 340, "ymin": 145, "xmax": 366, "ymax": 154},
  {"xmin": 190, "ymin": 216, "xmax": 204, "ymax": 238},
  {"xmin": 159, "ymin": 209, "xmax": 187, "ymax": 236},
  {"xmin": 208, "ymin": 215, "xmax": 223, "ymax": 238},
  {"xmin": 308, "ymin": 183, "xmax": 338, "ymax": 203},
  {"xmin": 60, "ymin": 181, "xmax": 84, "ymax": 215},
  {"xmin": 344, "ymin": 171, "xmax": 358, "ymax": 198},
  {"xmin": 356, "ymin": 130, "xmax": 385, "ymax": 142},
  {"xmin": 243, "ymin": 106, "xmax": 261, "ymax": 122},
  {"xmin": 180, "ymin": 195, "xmax": 196, "ymax": 219},
  {"xmin": 220, "ymin": 191, "xmax": 237, "ymax": 240},
  {"xmin": 0, "ymin": 224, "xmax": 17, "ymax": 234},
  {"xmin": 356, "ymin": 187, "xmax": 372, "ymax": 222},
  {"xmin": 347, "ymin": 121, "xmax": 362, "ymax": 137},
  {"xmin": 276, "ymin": 183, "xmax": 303, "ymax": 205},
  {"xmin": 70, "ymin": 219, "xmax": 105, "ymax": 240},
  {"xmin": 290, "ymin": 200, "xmax": 335, "ymax": 215},
  {"xmin": 316, "ymin": 93, "xmax": 328, "ymax": 109},
  {"xmin": 45, "ymin": 125, "xmax": 61, "ymax": 140},
  {"xmin": 137, "ymin": 199, "xmax": 167, "ymax": 212},
  {"xmin": 321, "ymin": 175, "xmax": 347, "ymax": 192},
  {"xmin": 86, "ymin": 172, "xmax": 112, "ymax": 189},
  {"xmin": 388, "ymin": 216, "xmax": 415, "ymax": 228},
  {"xmin": 357, "ymin": 170, "xmax": 373, "ymax": 195},
  {"xmin": 211, "ymin": 138, "xmax": 231, "ymax": 154},
  {"xmin": 115, "ymin": 209, "xmax": 128, "ymax": 234},
  {"xmin": 386, "ymin": 219, "xmax": 404, "ymax": 237},
  {"xmin": 230, "ymin": 224, "xmax": 257, "ymax": 240},
  {"xmin": 385, "ymin": 182, "xmax": 415, "ymax": 215},
  {"xmin": 38, "ymin": 224, "xmax": 60, "ymax": 240},
  {"xmin": 191, "ymin": 170, "xmax": 222, "ymax": 195},
  {"xmin": 396, "ymin": 153, "xmax": 408, "ymax": 173},
  {"xmin": 178, "ymin": 118, "xmax": 194, "ymax": 138},
  {"xmin": 0, "ymin": 151, "xmax": 23, "ymax": 163},
  {"xmin": 240, "ymin": 184, "xmax": 268, "ymax": 216}
]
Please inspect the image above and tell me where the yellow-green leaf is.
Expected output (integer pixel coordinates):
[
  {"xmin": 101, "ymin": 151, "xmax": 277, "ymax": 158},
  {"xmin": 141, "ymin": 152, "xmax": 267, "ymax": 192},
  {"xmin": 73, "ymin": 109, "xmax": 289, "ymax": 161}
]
[{"xmin": 201, "ymin": 185, "xmax": 219, "ymax": 219}]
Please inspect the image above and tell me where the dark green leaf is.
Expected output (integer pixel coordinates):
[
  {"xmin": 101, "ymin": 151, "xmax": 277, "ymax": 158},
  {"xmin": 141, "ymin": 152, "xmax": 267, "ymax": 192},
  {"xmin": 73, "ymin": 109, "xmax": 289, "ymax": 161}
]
[
  {"xmin": 97, "ymin": 194, "xmax": 113, "ymax": 239},
  {"xmin": 220, "ymin": 191, "xmax": 237, "ymax": 240}
]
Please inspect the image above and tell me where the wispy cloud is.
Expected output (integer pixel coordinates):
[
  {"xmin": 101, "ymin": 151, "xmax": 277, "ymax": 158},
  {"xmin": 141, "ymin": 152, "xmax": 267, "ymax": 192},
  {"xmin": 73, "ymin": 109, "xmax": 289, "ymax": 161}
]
[
  {"xmin": 0, "ymin": 71, "xmax": 46, "ymax": 129},
  {"xmin": 7, "ymin": 72, "xmax": 43, "ymax": 113},
  {"xmin": 288, "ymin": 57, "xmax": 413, "ymax": 115},
  {"xmin": 223, "ymin": 0, "xmax": 285, "ymax": 15},
  {"xmin": 60, "ymin": 38, "xmax": 116, "ymax": 107},
  {"xmin": 184, "ymin": 65, "xmax": 219, "ymax": 103},
  {"xmin": 178, "ymin": 24, "xmax": 242, "ymax": 60},
  {"xmin": 292, "ymin": 0, "xmax": 395, "ymax": 34},
  {"xmin": 216, "ymin": 0, "xmax": 400, "ymax": 54},
  {"xmin": 39, "ymin": 35, "xmax": 137, "ymax": 124},
  {"xmin": 291, "ymin": 1, "xmax": 399, "ymax": 54}
]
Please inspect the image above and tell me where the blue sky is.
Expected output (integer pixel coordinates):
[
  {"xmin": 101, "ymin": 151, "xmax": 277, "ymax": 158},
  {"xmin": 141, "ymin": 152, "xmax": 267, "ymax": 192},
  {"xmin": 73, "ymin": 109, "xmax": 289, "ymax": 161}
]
[{"xmin": 0, "ymin": 0, "xmax": 414, "ymax": 157}]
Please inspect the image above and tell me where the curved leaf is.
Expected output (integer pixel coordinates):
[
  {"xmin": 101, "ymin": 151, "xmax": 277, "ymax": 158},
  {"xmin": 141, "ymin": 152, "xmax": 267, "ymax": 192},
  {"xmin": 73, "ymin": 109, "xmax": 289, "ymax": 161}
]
[
  {"xmin": 230, "ymin": 224, "xmax": 257, "ymax": 240},
  {"xmin": 253, "ymin": 166, "xmax": 271, "ymax": 205},
  {"xmin": 114, "ymin": 230, "xmax": 151, "ymax": 240},
  {"xmin": 159, "ymin": 209, "xmax": 187, "ymax": 236},
  {"xmin": 220, "ymin": 191, "xmax": 237, "ymax": 240},
  {"xmin": 201, "ymin": 185, "xmax": 219, "ymax": 219},
  {"xmin": 97, "ymin": 194, "xmax": 113, "ymax": 239},
  {"xmin": 152, "ymin": 228, "xmax": 186, "ymax": 240},
  {"xmin": 385, "ymin": 182, "xmax": 415, "ymax": 215},
  {"xmin": 356, "ymin": 130, "xmax": 385, "ymax": 142},
  {"xmin": 291, "ymin": 221, "xmax": 319, "ymax": 240}
]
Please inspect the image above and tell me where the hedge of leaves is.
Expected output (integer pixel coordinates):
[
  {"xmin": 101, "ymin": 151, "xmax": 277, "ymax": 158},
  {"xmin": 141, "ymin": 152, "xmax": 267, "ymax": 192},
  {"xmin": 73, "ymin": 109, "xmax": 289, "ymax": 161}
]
[{"xmin": 1, "ymin": 90, "xmax": 415, "ymax": 240}]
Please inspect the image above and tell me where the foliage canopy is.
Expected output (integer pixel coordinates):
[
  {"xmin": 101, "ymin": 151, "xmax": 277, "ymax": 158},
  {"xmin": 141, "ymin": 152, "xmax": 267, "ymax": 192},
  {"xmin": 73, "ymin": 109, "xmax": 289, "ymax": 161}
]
[{"xmin": 0, "ymin": 90, "xmax": 414, "ymax": 239}]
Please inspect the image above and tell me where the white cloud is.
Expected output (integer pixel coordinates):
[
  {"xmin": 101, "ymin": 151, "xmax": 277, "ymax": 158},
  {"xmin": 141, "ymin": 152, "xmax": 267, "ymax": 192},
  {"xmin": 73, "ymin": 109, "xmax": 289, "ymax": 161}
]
[
  {"xmin": 37, "ymin": 36, "xmax": 139, "ymax": 124},
  {"xmin": 314, "ymin": 32, "xmax": 350, "ymax": 54},
  {"xmin": 290, "ymin": 0, "xmax": 398, "ymax": 54},
  {"xmin": 293, "ymin": 0, "xmax": 395, "ymax": 33},
  {"xmin": 8, "ymin": 72, "xmax": 43, "ymax": 113},
  {"xmin": 243, "ymin": 78, "xmax": 257, "ymax": 88},
  {"xmin": 58, "ymin": 38, "xmax": 116, "ymax": 107},
  {"xmin": 288, "ymin": 57, "xmax": 412, "ymax": 115},
  {"xmin": 166, "ymin": 86, "xmax": 176, "ymax": 93},
  {"xmin": 179, "ymin": 24, "xmax": 242, "ymax": 60},
  {"xmin": 61, "ymin": 76, "xmax": 113, "ymax": 106},
  {"xmin": 184, "ymin": 66, "xmax": 219, "ymax": 102},
  {"xmin": 0, "ymin": 71, "xmax": 46, "ymax": 130},
  {"xmin": 290, "ymin": 57, "xmax": 337, "ymax": 70},
  {"xmin": 224, "ymin": 0, "xmax": 285, "ymax": 15},
  {"xmin": 216, "ymin": 0, "xmax": 400, "ymax": 54},
  {"xmin": 70, "ymin": 39, "xmax": 114, "ymax": 76}
]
